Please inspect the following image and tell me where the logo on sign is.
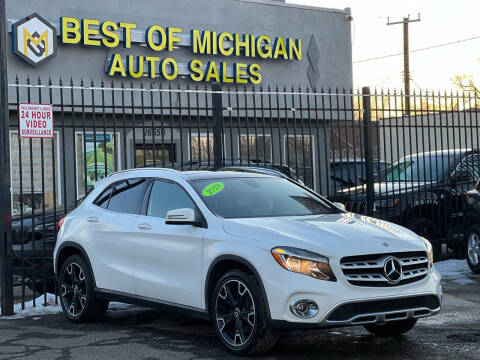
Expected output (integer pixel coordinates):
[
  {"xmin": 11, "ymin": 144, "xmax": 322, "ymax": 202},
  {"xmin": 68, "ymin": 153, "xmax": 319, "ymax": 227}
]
[
  {"xmin": 12, "ymin": 13, "xmax": 57, "ymax": 67},
  {"xmin": 18, "ymin": 103, "xmax": 54, "ymax": 138}
]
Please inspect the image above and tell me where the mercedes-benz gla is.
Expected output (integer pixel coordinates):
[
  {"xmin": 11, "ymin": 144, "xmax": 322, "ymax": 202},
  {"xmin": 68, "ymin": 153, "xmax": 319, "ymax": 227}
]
[{"xmin": 54, "ymin": 169, "xmax": 441, "ymax": 354}]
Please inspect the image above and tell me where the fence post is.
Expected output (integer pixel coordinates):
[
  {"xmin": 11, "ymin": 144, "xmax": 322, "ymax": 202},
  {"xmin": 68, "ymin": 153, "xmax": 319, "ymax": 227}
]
[
  {"xmin": 211, "ymin": 83, "xmax": 224, "ymax": 168},
  {"xmin": 0, "ymin": 0, "xmax": 13, "ymax": 316},
  {"xmin": 362, "ymin": 87, "xmax": 375, "ymax": 217}
]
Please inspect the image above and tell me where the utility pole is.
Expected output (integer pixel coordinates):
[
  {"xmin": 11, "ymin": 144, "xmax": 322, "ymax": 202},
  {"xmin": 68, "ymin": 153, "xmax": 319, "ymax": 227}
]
[
  {"xmin": 0, "ymin": 0, "xmax": 13, "ymax": 316},
  {"xmin": 387, "ymin": 14, "xmax": 421, "ymax": 115}
]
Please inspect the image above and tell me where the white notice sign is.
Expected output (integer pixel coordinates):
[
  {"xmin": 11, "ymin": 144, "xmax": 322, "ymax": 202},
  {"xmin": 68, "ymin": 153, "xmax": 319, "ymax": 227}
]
[{"xmin": 18, "ymin": 103, "xmax": 54, "ymax": 138}]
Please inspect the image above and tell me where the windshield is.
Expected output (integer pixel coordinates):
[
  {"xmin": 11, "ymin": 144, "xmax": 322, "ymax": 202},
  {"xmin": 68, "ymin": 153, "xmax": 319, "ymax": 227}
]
[
  {"xmin": 377, "ymin": 154, "xmax": 456, "ymax": 182},
  {"xmin": 191, "ymin": 177, "xmax": 334, "ymax": 219}
]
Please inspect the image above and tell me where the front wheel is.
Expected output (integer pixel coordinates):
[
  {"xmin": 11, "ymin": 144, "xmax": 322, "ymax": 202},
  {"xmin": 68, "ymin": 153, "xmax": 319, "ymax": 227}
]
[
  {"xmin": 59, "ymin": 255, "xmax": 108, "ymax": 322},
  {"xmin": 465, "ymin": 225, "xmax": 480, "ymax": 274},
  {"xmin": 211, "ymin": 270, "xmax": 277, "ymax": 355},
  {"xmin": 364, "ymin": 319, "xmax": 417, "ymax": 337}
]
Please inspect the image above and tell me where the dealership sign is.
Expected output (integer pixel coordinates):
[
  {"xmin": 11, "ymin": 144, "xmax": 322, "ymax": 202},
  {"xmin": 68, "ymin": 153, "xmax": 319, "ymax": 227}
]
[
  {"xmin": 12, "ymin": 13, "xmax": 57, "ymax": 67},
  {"xmin": 18, "ymin": 103, "xmax": 54, "ymax": 138},
  {"xmin": 12, "ymin": 14, "xmax": 303, "ymax": 84}
]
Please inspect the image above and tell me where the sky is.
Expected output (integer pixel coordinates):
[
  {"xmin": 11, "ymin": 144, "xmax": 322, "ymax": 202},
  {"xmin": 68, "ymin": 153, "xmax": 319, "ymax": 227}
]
[{"xmin": 287, "ymin": 0, "xmax": 480, "ymax": 91}]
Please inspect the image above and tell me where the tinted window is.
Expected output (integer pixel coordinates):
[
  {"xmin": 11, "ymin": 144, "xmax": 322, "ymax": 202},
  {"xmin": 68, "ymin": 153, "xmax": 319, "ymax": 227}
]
[
  {"xmin": 94, "ymin": 185, "xmax": 114, "ymax": 209},
  {"xmin": 192, "ymin": 177, "xmax": 333, "ymax": 219},
  {"xmin": 380, "ymin": 155, "xmax": 456, "ymax": 182},
  {"xmin": 455, "ymin": 154, "xmax": 480, "ymax": 182},
  {"xmin": 331, "ymin": 163, "xmax": 364, "ymax": 186},
  {"xmin": 147, "ymin": 180, "xmax": 196, "ymax": 219},
  {"xmin": 107, "ymin": 178, "xmax": 148, "ymax": 214}
]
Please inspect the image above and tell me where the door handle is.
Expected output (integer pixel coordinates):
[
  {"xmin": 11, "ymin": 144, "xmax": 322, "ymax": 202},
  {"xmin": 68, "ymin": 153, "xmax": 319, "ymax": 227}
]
[
  {"xmin": 87, "ymin": 216, "xmax": 99, "ymax": 223},
  {"xmin": 137, "ymin": 223, "xmax": 152, "ymax": 231}
]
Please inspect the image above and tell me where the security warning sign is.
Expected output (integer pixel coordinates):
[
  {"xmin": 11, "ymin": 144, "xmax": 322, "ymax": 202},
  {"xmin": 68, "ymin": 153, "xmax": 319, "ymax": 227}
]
[{"xmin": 18, "ymin": 103, "xmax": 53, "ymax": 138}]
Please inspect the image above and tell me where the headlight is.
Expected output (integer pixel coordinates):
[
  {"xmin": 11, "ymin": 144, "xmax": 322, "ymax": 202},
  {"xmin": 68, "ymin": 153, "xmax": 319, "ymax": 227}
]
[
  {"xmin": 421, "ymin": 236, "xmax": 434, "ymax": 271},
  {"xmin": 271, "ymin": 247, "xmax": 336, "ymax": 281},
  {"xmin": 374, "ymin": 198, "xmax": 400, "ymax": 208}
]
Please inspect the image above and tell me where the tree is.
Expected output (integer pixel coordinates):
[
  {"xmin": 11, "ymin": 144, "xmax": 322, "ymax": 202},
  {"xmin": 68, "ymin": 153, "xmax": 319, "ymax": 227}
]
[
  {"xmin": 452, "ymin": 74, "xmax": 480, "ymax": 108},
  {"xmin": 452, "ymin": 74, "xmax": 480, "ymax": 95}
]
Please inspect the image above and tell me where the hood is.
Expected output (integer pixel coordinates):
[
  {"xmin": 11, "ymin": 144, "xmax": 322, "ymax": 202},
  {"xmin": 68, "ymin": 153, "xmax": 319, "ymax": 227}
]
[
  {"xmin": 222, "ymin": 213, "xmax": 425, "ymax": 258},
  {"xmin": 336, "ymin": 181, "xmax": 435, "ymax": 198}
]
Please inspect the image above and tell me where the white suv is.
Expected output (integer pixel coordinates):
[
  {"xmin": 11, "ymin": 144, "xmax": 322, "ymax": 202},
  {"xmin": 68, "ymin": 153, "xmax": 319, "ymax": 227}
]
[{"xmin": 54, "ymin": 168, "xmax": 441, "ymax": 355}]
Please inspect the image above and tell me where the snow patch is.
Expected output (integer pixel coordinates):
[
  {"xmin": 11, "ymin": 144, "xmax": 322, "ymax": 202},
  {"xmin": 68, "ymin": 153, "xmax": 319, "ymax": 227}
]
[
  {"xmin": 434, "ymin": 259, "xmax": 474, "ymax": 285},
  {"xmin": 2, "ymin": 293, "xmax": 62, "ymax": 319},
  {"xmin": 1, "ymin": 294, "xmax": 136, "ymax": 319}
]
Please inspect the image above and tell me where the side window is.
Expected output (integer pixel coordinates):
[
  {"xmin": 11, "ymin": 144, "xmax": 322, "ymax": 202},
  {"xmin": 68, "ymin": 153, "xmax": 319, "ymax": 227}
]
[
  {"xmin": 356, "ymin": 163, "xmax": 366, "ymax": 179},
  {"xmin": 107, "ymin": 178, "xmax": 149, "ymax": 214},
  {"xmin": 456, "ymin": 154, "xmax": 480, "ymax": 183},
  {"xmin": 94, "ymin": 184, "xmax": 114, "ymax": 209},
  {"xmin": 147, "ymin": 180, "xmax": 196, "ymax": 219}
]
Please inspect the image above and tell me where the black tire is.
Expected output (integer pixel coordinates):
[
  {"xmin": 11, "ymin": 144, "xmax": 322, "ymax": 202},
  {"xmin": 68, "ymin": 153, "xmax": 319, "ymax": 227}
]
[
  {"xmin": 211, "ymin": 269, "xmax": 277, "ymax": 355},
  {"xmin": 409, "ymin": 217, "xmax": 441, "ymax": 261},
  {"xmin": 364, "ymin": 319, "xmax": 417, "ymax": 337},
  {"xmin": 59, "ymin": 255, "xmax": 108, "ymax": 322},
  {"xmin": 465, "ymin": 225, "xmax": 480, "ymax": 274}
]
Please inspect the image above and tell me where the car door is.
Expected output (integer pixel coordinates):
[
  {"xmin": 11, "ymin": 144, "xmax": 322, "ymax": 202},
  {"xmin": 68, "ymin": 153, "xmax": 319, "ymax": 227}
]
[
  {"xmin": 132, "ymin": 179, "xmax": 206, "ymax": 309},
  {"xmin": 85, "ymin": 178, "xmax": 149, "ymax": 295}
]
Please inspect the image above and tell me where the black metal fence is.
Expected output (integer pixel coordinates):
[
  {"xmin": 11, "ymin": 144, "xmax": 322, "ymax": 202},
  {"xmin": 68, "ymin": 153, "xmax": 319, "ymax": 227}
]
[{"xmin": 3, "ymin": 77, "xmax": 480, "ymax": 309}]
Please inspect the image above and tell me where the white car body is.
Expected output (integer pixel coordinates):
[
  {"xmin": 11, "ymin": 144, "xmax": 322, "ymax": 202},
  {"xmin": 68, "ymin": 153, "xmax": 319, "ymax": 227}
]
[{"xmin": 54, "ymin": 168, "xmax": 441, "ymax": 328}]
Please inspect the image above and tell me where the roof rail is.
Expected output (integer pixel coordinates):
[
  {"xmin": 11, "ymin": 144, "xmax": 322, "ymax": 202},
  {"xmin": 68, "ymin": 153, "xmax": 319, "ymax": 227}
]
[{"xmin": 107, "ymin": 167, "xmax": 182, "ymax": 178}]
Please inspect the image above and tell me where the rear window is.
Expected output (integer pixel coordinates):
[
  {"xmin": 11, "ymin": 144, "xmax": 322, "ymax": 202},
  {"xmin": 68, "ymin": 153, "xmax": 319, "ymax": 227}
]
[
  {"xmin": 93, "ymin": 178, "xmax": 149, "ymax": 214},
  {"xmin": 107, "ymin": 178, "xmax": 149, "ymax": 214},
  {"xmin": 94, "ymin": 185, "xmax": 114, "ymax": 209}
]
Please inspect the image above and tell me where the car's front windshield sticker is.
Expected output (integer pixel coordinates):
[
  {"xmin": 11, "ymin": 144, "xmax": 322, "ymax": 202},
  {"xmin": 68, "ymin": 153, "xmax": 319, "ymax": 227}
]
[{"xmin": 202, "ymin": 182, "xmax": 224, "ymax": 197}]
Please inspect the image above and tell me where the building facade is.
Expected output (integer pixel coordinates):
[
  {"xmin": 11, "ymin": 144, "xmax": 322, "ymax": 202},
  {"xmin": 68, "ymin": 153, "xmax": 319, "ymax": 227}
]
[{"xmin": 6, "ymin": 0, "xmax": 353, "ymax": 214}]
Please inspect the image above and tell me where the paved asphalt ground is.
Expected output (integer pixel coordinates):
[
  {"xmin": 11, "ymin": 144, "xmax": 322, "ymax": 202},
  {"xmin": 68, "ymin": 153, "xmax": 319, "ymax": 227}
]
[{"xmin": 0, "ymin": 267, "xmax": 479, "ymax": 360}]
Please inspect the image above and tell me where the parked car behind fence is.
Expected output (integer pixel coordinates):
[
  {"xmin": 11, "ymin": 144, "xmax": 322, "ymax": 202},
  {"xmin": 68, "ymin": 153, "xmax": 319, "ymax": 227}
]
[
  {"xmin": 329, "ymin": 159, "xmax": 390, "ymax": 195},
  {"xmin": 331, "ymin": 149, "xmax": 479, "ymax": 260},
  {"xmin": 11, "ymin": 209, "xmax": 64, "ymax": 295}
]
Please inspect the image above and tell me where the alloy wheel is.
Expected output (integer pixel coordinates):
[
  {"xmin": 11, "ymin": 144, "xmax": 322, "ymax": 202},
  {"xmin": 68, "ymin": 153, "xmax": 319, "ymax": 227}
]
[
  {"xmin": 61, "ymin": 263, "xmax": 87, "ymax": 317},
  {"xmin": 215, "ymin": 279, "xmax": 256, "ymax": 347},
  {"xmin": 467, "ymin": 232, "xmax": 480, "ymax": 266}
]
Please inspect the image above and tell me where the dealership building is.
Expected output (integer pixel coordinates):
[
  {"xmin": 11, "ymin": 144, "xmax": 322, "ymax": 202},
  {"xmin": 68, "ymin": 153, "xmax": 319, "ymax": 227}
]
[{"xmin": 6, "ymin": 0, "xmax": 353, "ymax": 214}]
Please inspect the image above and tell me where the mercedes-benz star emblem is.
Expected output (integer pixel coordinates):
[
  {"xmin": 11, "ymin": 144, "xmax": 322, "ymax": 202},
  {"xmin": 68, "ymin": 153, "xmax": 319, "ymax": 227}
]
[{"xmin": 383, "ymin": 257, "xmax": 402, "ymax": 283}]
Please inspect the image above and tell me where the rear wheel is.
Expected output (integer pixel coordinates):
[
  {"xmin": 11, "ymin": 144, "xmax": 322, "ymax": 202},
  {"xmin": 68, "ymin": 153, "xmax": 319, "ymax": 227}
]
[
  {"xmin": 465, "ymin": 225, "xmax": 480, "ymax": 274},
  {"xmin": 59, "ymin": 255, "xmax": 108, "ymax": 322},
  {"xmin": 211, "ymin": 270, "xmax": 277, "ymax": 355},
  {"xmin": 364, "ymin": 319, "xmax": 417, "ymax": 337}
]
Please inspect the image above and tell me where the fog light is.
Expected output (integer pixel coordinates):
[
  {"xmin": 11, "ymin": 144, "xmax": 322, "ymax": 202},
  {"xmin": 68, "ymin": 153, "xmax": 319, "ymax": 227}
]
[{"xmin": 290, "ymin": 299, "xmax": 319, "ymax": 319}]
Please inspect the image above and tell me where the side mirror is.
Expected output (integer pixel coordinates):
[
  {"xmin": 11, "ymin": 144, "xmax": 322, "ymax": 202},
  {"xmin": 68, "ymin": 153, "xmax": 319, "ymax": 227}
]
[
  {"xmin": 451, "ymin": 170, "xmax": 473, "ymax": 184},
  {"xmin": 332, "ymin": 202, "xmax": 347, "ymax": 212},
  {"xmin": 165, "ymin": 208, "xmax": 202, "ymax": 226}
]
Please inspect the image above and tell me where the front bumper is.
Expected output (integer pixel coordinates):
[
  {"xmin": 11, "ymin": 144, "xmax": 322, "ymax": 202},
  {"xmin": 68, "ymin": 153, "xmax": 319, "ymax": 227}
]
[
  {"xmin": 263, "ymin": 260, "xmax": 442, "ymax": 329},
  {"xmin": 321, "ymin": 293, "xmax": 440, "ymax": 326}
]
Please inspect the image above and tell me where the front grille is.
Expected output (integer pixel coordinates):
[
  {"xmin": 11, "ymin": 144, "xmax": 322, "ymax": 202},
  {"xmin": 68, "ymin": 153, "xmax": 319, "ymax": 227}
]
[
  {"xmin": 340, "ymin": 251, "xmax": 429, "ymax": 287},
  {"xmin": 327, "ymin": 295, "xmax": 440, "ymax": 322}
]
